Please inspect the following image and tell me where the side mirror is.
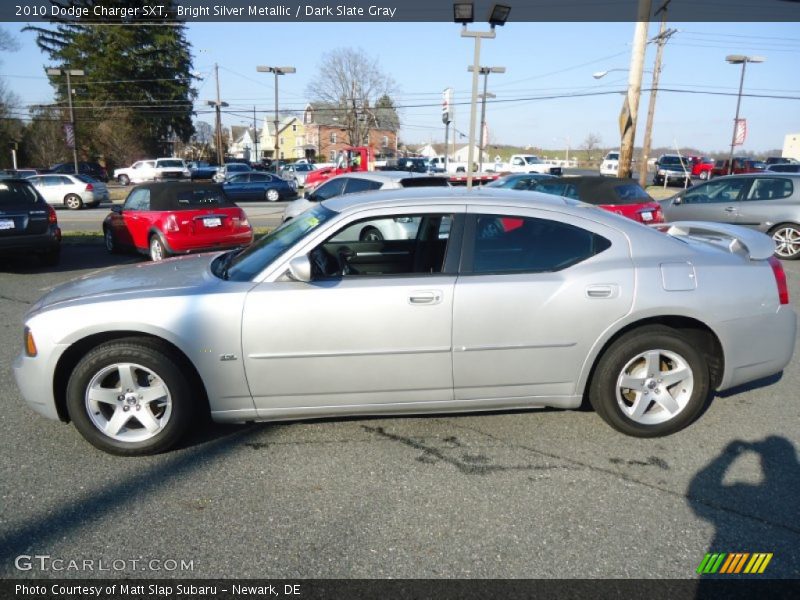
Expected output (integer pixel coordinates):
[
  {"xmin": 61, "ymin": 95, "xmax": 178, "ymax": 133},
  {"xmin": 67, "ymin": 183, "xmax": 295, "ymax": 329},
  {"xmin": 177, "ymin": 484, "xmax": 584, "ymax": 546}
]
[
  {"xmin": 111, "ymin": 204, "xmax": 123, "ymax": 213},
  {"xmin": 672, "ymin": 196, "xmax": 682, "ymax": 205},
  {"xmin": 287, "ymin": 255, "xmax": 312, "ymax": 283}
]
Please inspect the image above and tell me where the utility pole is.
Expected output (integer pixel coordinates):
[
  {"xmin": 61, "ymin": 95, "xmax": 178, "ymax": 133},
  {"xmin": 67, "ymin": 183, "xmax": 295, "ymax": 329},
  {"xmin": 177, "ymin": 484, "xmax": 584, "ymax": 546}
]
[
  {"xmin": 253, "ymin": 106, "xmax": 259, "ymax": 162},
  {"xmin": 46, "ymin": 67, "xmax": 84, "ymax": 175},
  {"xmin": 639, "ymin": 1, "xmax": 677, "ymax": 188},
  {"xmin": 618, "ymin": 0, "xmax": 652, "ymax": 180},
  {"xmin": 206, "ymin": 63, "xmax": 228, "ymax": 165}
]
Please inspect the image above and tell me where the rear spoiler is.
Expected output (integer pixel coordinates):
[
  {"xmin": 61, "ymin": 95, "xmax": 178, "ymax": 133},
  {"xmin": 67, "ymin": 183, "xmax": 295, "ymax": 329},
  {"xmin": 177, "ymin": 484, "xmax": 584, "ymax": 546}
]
[{"xmin": 663, "ymin": 221, "xmax": 775, "ymax": 261}]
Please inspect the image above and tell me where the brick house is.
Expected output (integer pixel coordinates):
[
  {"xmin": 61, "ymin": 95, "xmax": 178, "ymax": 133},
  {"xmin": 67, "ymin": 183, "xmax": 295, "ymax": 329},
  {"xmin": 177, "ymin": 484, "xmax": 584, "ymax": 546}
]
[{"xmin": 303, "ymin": 102, "xmax": 398, "ymax": 163}]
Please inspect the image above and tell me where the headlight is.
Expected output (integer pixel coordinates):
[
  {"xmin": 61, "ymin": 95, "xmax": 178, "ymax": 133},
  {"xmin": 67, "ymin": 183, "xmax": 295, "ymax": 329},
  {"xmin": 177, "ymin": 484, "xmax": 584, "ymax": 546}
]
[{"xmin": 658, "ymin": 169, "xmax": 666, "ymax": 175}]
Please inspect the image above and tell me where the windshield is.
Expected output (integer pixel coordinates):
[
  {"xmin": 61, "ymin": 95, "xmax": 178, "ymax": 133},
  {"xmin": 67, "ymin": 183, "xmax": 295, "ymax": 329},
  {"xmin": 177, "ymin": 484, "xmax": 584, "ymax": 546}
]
[
  {"xmin": 606, "ymin": 153, "xmax": 619, "ymax": 160},
  {"xmin": 223, "ymin": 204, "xmax": 337, "ymax": 281},
  {"xmin": 523, "ymin": 156, "xmax": 543, "ymax": 165},
  {"xmin": 661, "ymin": 156, "xmax": 690, "ymax": 168}
]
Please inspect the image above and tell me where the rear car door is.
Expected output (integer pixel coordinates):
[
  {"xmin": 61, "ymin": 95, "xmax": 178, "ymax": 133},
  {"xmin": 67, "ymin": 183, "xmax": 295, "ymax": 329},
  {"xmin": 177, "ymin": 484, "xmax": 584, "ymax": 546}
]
[
  {"xmin": 452, "ymin": 206, "xmax": 634, "ymax": 400},
  {"xmin": 242, "ymin": 207, "xmax": 464, "ymax": 413},
  {"xmin": 736, "ymin": 176, "xmax": 796, "ymax": 230}
]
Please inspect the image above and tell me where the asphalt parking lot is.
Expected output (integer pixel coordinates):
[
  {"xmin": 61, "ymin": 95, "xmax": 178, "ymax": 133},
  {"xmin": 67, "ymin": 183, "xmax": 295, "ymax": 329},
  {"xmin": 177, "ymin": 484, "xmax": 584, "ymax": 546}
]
[{"xmin": 0, "ymin": 244, "xmax": 798, "ymax": 580}]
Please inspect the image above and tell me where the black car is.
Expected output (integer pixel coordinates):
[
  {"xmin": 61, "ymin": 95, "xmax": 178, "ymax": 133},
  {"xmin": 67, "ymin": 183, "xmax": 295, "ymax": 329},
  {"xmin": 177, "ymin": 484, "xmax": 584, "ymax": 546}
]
[
  {"xmin": 0, "ymin": 179, "xmax": 61, "ymax": 265},
  {"xmin": 766, "ymin": 164, "xmax": 800, "ymax": 174},
  {"xmin": 49, "ymin": 161, "xmax": 109, "ymax": 182}
]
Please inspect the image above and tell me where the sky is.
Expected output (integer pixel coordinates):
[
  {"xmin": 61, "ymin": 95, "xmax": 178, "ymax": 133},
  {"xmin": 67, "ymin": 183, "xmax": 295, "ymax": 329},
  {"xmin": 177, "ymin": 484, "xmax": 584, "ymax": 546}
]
[{"xmin": 2, "ymin": 20, "xmax": 799, "ymax": 154}]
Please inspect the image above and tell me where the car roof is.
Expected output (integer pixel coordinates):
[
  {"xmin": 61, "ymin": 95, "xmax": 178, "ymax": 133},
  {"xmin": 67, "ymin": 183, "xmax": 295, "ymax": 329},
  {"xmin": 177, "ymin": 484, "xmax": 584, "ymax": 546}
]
[
  {"xmin": 322, "ymin": 185, "xmax": 584, "ymax": 214},
  {"xmin": 702, "ymin": 172, "xmax": 800, "ymax": 180},
  {"xmin": 329, "ymin": 170, "xmax": 448, "ymax": 184}
]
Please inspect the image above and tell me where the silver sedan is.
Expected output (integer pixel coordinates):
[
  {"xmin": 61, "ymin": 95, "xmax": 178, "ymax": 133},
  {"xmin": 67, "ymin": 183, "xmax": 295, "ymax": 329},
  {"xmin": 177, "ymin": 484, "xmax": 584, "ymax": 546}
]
[{"xmin": 13, "ymin": 188, "xmax": 796, "ymax": 455}]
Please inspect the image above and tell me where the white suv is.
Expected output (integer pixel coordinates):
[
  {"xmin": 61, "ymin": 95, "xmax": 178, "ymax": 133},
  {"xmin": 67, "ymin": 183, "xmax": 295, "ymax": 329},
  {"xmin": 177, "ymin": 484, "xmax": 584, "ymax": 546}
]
[{"xmin": 600, "ymin": 151, "xmax": 620, "ymax": 176}]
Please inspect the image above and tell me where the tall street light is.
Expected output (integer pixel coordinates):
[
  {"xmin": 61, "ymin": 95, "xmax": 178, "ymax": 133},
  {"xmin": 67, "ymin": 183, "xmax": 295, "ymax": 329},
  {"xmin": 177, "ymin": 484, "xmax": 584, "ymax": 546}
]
[
  {"xmin": 46, "ymin": 67, "xmax": 84, "ymax": 175},
  {"xmin": 470, "ymin": 65, "xmax": 505, "ymax": 173},
  {"xmin": 208, "ymin": 63, "xmax": 228, "ymax": 166},
  {"xmin": 726, "ymin": 54, "xmax": 764, "ymax": 174},
  {"xmin": 257, "ymin": 66, "xmax": 296, "ymax": 162},
  {"xmin": 455, "ymin": 2, "xmax": 510, "ymax": 188}
]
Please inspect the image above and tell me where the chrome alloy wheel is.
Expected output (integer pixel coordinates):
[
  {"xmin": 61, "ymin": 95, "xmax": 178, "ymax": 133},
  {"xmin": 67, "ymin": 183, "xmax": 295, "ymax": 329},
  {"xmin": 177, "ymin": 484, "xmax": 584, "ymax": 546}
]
[
  {"xmin": 772, "ymin": 225, "xmax": 800, "ymax": 259},
  {"xmin": 85, "ymin": 362, "xmax": 173, "ymax": 443},
  {"xmin": 615, "ymin": 349, "xmax": 694, "ymax": 425}
]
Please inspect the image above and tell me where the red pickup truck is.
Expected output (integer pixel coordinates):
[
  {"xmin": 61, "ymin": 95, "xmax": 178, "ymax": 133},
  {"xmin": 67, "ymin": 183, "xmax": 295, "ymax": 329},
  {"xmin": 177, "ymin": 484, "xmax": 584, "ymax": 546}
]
[{"xmin": 710, "ymin": 158, "xmax": 767, "ymax": 178}]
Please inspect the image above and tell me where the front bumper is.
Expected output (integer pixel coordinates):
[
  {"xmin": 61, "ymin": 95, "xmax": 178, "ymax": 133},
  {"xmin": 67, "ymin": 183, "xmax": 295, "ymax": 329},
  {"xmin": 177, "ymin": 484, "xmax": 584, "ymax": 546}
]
[{"xmin": 13, "ymin": 348, "xmax": 63, "ymax": 421}]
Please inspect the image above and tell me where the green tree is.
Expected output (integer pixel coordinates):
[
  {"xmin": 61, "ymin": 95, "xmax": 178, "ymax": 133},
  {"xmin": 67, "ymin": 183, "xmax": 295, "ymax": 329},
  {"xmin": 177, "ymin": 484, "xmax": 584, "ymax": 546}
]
[{"xmin": 25, "ymin": 1, "xmax": 196, "ymax": 165}]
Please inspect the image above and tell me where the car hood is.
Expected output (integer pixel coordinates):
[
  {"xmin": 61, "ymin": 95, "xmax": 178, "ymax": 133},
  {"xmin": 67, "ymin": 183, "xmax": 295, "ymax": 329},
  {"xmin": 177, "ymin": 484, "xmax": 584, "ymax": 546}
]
[{"xmin": 30, "ymin": 253, "xmax": 220, "ymax": 314}]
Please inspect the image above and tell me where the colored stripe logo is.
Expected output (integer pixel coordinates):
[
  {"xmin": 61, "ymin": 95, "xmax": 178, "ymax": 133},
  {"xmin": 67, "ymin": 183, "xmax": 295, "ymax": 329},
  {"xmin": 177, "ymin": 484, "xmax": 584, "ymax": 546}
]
[{"xmin": 696, "ymin": 552, "xmax": 773, "ymax": 574}]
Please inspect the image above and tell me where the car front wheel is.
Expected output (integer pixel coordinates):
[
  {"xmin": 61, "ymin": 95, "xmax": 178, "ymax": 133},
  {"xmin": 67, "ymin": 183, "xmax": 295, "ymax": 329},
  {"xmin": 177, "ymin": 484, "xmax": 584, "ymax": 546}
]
[
  {"xmin": 104, "ymin": 227, "xmax": 118, "ymax": 254},
  {"xmin": 66, "ymin": 339, "xmax": 194, "ymax": 455},
  {"xmin": 698, "ymin": 171, "xmax": 708, "ymax": 180},
  {"xmin": 771, "ymin": 223, "xmax": 800, "ymax": 260},
  {"xmin": 589, "ymin": 326, "xmax": 710, "ymax": 437}
]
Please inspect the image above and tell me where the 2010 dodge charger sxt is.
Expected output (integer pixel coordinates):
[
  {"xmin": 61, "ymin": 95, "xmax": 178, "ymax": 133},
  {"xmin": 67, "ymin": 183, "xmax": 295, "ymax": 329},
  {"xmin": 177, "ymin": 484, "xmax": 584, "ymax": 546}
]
[{"xmin": 13, "ymin": 188, "xmax": 796, "ymax": 455}]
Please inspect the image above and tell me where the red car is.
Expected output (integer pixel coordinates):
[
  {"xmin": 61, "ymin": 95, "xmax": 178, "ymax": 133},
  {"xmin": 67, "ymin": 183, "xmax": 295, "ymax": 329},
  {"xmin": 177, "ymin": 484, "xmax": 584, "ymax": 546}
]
[
  {"xmin": 103, "ymin": 182, "xmax": 253, "ymax": 261},
  {"xmin": 530, "ymin": 176, "xmax": 664, "ymax": 224},
  {"xmin": 691, "ymin": 156, "xmax": 715, "ymax": 180},
  {"xmin": 710, "ymin": 158, "xmax": 766, "ymax": 178}
]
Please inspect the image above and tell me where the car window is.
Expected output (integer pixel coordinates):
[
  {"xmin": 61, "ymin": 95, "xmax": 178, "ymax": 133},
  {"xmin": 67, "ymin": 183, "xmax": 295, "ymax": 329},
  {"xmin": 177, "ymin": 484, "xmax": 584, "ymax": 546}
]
[
  {"xmin": 681, "ymin": 179, "xmax": 748, "ymax": 204},
  {"xmin": 312, "ymin": 178, "xmax": 348, "ymax": 201},
  {"xmin": 58, "ymin": 176, "xmax": 74, "ymax": 185},
  {"xmin": 0, "ymin": 180, "xmax": 39, "ymax": 204},
  {"xmin": 228, "ymin": 174, "xmax": 248, "ymax": 183},
  {"xmin": 41, "ymin": 175, "xmax": 62, "ymax": 186},
  {"xmin": 345, "ymin": 178, "xmax": 383, "ymax": 194},
  {"xmin": 531, "ymin": 181, "xmax": 580, "ymax": 200},
  {"xmin": 312, "ymin": 213, "xmax": 453, "ymax": 279},
  {"xmin": 124, "ymin": 188, "xmax": 151, "ymax": 211},
  {"xmin": 613, "ymin": 184, "xmax": 651, "ymax": 203},
  {"xmin": 467, "ymin": 215, "xmax": 610, "ymax": 274},
  {"xmin": 158, "ymin": 160, "xmax": 185, "ymax": 168},
  {"xmin": 745, "ymin": 178, "xmax": 793, "ymax": 202}
]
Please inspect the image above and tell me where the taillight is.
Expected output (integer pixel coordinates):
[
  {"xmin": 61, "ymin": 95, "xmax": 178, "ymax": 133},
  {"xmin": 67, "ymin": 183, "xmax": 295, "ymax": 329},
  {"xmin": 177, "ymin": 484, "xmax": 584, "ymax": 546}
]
[
  {"xmin": 234, "ymin": 209, "xmax": 250, "ymax": 229},
  {"xmin": 85, "ymin": 183, "xmax": 94, "ymax": 192},
  {"xmin": 164, "ymin": 214, "xmax": 179, "ymax": 233},
  {"xmin": 652, "ymin": 207, "xmax": 665, "ymax": 223},
  {"xmin": 47, "ymin": 205, "xmax": 57, "ymax": 224},
  {"xmin": 768, "ymin": 256, "xmax": 789, "ymax": 305}
]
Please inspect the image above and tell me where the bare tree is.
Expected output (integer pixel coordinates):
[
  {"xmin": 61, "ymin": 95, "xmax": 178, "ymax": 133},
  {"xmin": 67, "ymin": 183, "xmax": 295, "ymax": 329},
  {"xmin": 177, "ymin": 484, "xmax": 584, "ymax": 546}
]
[
  {"xmin": 581, "ymin": 133, "xmax": 602, "ymax": 161},
  {"xmin": 0, "ymin": 28, "xmax": 23, "ymax": 168},
  {"xmin": 306, "ymin": 47, "xmax": 398, "ymax": 147},
  {"xmin": 21, "ymin": 106, "xmax": 67, "ymax": 168}
]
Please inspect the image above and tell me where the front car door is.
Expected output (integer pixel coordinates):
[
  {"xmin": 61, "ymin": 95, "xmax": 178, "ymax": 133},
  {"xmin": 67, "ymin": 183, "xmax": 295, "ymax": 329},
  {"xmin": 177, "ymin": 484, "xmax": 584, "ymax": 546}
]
[
  {"xmin": 663, "ymin": 177, "xmax": 751, "ymax": 224},
  {"xmin": 452, "ymin": 206, "xmax": 634, "ymax": 402},
  {"xmin": 241, "ymin": 205, "xmax": 464, "ymax": 416},
  {"xmin": 116, "ymin": 187, "xmax": 151, "ymax": 249}
]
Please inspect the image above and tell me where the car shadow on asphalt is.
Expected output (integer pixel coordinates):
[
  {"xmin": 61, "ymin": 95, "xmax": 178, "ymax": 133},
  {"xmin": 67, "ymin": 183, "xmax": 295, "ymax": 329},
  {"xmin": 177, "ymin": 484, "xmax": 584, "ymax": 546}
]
[{"xmin": 0, "ymin": 243, "xmax": 144, "ymax": 275}]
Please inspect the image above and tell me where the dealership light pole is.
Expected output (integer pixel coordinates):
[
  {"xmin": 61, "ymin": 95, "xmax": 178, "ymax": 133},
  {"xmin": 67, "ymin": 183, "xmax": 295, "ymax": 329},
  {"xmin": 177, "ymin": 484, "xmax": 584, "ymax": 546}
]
[
  {"xmin": 726, "ymin": 54, "xmax": 764, "ymax": 174},
  {"xmin": 257, "ymin": 66, "xmax": 296, "ymax": 162},
  {"xmin": 46, "ymin": 67, "xmax": 84, "ymax": 175},
  {"xmin": 455, "ymin": 2, "xmax": 510, "ymax": 188},
  {"xmin": 470, "ymin": 65, "xmax": 505, "ymax": 173}
]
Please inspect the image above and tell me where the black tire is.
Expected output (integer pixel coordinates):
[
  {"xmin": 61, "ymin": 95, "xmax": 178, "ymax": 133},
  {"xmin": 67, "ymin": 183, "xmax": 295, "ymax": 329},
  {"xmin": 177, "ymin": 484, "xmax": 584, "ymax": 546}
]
[
  {"xmin": 39, "ymin": 247, "xmax": 60, "ymax": 266},
  {"xmin": 118, "ymin": 174, "xmax": 130, "ymax": 186},
  {"xmin": 589, "ymin": 325, "xmax": 711, "ymax": 437},
  {"xmin": 64, "ymin": 194, "xmax": 83, "ymax": 210},
  {"xmin": 359, "ymin": 226, "xmax": 384, "ymax": 242},
  {"xmin": 769, "ymin": 223, "xmax": 800, "ymax": 260},
  {"xmin": 149, "ymin": 235, "xmax": 168, "ymax": 262},
  {"xmin": 104, "ymin": 227, "xmax": 118, "ymax": 254},
  {"xmin": 65, "ymin": 339, "xmax": 194, "ymax": 455}
]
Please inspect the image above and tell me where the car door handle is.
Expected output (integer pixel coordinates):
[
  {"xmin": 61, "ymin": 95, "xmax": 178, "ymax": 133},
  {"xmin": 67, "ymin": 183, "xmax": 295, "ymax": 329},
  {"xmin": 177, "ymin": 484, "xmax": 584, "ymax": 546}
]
[
  {"xmin": 586, "ymin": 284, "xmax": 619, "ymax": 299},
  {"xmin": 724, "ymin": 206, "xmax": 737, "ymax": 213},
  {"xmin": 409, "ymin": 291, "xmax": 442, "ymax": 305}
]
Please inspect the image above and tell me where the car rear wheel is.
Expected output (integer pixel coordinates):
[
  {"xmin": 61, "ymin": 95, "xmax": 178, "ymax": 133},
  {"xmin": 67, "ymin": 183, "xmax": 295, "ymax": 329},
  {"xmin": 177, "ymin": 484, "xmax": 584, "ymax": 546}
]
[
  {"xmin": 770, "ymin": 224, "xmax": 800, "ymax": 260},
  {"xmin": 359, "ymin": 226, "xmax": 384, "ymax": 242},
  {"xmin": 589, "ymin": 326, "xmax": 710, "ymax": 437},
  {"xmin": 117, "ymin": 174, "xmax": 130, "ymax": 186},
  {"xmin": 64, "ymin": 194, "xmax": 83, "ymax": 210},
  {"xmin": 66, "ymin": 339, "xmax": 194, "ymax": 455},
  {"xmin": 149, "ymin": 235, "xmax": 168, "ymax": 262},
  {"xmin": 265, "ymin": 188, "xmax": 280, "ymax": 202}
]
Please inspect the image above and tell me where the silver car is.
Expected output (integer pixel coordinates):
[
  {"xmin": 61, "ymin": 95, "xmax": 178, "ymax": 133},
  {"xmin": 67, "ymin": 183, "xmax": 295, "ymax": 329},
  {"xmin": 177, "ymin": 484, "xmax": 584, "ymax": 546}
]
[
  {"xmin": 13, "ymin": 188, "xmax": 796, "ymax": 455},
  {"xmin": 27, "ymin": 174, "xmax": 110, "ymax": 209},
  {"xmin": 280, "ymin": 162, "xmax": 317, "ymax": 187},
  {"xmin": 660, "ymin": 173, "xmax": 800, "ymax": 259}
]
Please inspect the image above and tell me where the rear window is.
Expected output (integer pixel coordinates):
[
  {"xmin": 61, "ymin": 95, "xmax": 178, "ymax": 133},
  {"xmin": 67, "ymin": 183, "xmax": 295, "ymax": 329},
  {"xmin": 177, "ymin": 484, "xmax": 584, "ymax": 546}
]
[
  {"xmin": 159, "ymin": 160, "xmax": 185, "ymax": 168},
  {"xmin": 175, "ymin": 188, "xmax": 231, "ymax": 209},
  {"xmin": 611, "ymin": 184, "xmax": 651, "ymax": 204},
  {"xmin": 0, "ymin": 181, "xmax": 40, "ymax": 205},
  {"xmin": 399, "ymin": 177, "xmax": 450, "ymax": 188}
]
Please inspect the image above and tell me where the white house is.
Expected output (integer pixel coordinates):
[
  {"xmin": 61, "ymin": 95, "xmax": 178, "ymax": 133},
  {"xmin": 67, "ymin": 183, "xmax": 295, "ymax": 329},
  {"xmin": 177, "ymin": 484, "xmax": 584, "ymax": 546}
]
[
  {"xmin": 452, "ymin": 144, "xmax": 489, "ymax": 164},
  {"xmin": 228, "ymin": 126, "xmax": 259, "ymax": 161}
]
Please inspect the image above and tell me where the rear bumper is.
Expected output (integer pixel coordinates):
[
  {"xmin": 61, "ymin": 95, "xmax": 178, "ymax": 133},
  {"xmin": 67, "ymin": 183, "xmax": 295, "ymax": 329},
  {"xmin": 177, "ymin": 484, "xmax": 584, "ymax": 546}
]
[
  {"xmin": 163, "ymin": 231, "xmax": 254, "ymax": 254},
  {"xmin": 0, "ymin": 226, "xmax": 61, "ymax": 254},
  {"xmin": 717, "ymin": 305, "xmax": 797, "ymax": 390}
]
